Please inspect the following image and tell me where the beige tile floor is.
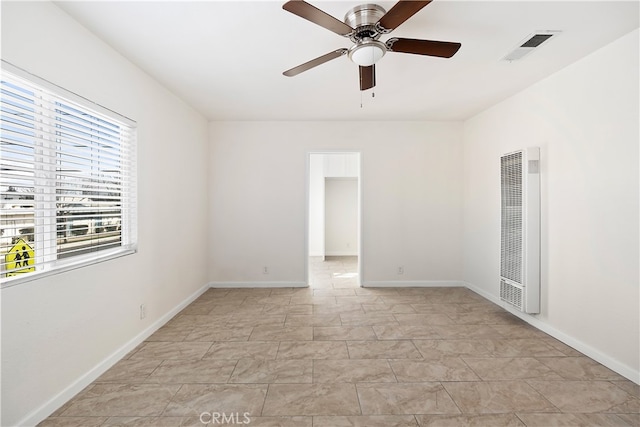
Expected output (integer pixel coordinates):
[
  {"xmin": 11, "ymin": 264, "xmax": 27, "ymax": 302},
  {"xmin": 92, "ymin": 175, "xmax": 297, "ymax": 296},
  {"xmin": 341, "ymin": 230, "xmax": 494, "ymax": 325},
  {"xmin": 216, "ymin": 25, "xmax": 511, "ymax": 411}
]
[{"xmin": 41, "ymin": 256, "xmax": 639, "ymax": 426}]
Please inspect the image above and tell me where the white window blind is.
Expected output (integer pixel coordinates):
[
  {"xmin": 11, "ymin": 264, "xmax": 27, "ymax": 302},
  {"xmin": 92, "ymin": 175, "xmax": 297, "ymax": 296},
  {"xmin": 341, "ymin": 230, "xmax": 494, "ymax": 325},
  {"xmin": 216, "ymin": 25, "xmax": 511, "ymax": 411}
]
[{"xmin": 1, "ymin": 63, "xmax": 137, "ymax": 285}]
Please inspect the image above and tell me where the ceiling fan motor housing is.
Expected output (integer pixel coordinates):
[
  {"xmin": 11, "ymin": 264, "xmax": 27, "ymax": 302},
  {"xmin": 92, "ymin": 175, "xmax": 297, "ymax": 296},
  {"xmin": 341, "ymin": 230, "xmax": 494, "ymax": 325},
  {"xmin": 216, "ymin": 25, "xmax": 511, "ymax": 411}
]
[
  {"xmin": 345, "ymin": 4, "xmax": 388, "ymax": 66},
  {"xmin": 344, "ymin": 4, "xmax": 386, "ymax": 41}
]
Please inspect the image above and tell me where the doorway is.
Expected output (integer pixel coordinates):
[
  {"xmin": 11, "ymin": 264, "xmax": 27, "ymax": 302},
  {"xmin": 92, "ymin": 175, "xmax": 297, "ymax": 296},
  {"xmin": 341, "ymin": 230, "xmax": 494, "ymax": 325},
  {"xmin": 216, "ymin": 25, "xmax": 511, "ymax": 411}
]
[{"xmin": 307, "ymin": 152, "xmax": 361, "ymax": 288}]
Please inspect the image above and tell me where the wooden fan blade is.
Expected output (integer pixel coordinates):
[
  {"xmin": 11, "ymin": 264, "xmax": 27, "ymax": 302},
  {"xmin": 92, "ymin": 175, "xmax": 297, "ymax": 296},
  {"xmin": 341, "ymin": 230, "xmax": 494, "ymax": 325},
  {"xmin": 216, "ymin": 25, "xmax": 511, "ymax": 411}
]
[
  {"xmin": 283, "ymin": 0, "xmax": 353, "ymax": 36},
  {"xmin": 359, "ymin": 65, "xmax": 376, "ymax": 91},
  {"xmin": 386, "ymin": 38, "xmax": 461, "ymax": 58},
  {"xmin": 377, "ymin": 1, "xmax": 432, "ymax": 32},
  {"xmin": 283, "ymin": 49, "xmax": 348, "ymax": 77}
]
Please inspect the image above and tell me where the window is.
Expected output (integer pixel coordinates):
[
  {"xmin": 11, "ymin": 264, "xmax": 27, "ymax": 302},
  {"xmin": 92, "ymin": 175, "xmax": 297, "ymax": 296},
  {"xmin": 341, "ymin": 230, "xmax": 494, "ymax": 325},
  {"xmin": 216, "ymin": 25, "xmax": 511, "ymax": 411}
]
[{"xmin": 1, "ymin": 63, "xmax": 137, "ymax": 285}]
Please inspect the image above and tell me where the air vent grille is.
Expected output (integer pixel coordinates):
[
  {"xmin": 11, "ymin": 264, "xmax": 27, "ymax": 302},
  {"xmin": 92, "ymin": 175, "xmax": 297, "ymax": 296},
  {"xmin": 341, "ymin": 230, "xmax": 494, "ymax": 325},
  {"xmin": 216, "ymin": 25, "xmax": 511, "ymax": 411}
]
[
  {"xmin": 499, "ymin": 147, "xmax": 541, "ymax": 314},
  {"xmin": 500, "ymin": 151, "xmax": 523, "ymax": 283},
  {"xmin": 500, "ymin": 279, "xmax": 524, "ymax": 310},
  {"xmin": 502, "ymin": 31, "xmax": 560, "ymax": 61},
  {"xmin": 521, "ymin": 34, "xmax": 554, "ymax": 48}
]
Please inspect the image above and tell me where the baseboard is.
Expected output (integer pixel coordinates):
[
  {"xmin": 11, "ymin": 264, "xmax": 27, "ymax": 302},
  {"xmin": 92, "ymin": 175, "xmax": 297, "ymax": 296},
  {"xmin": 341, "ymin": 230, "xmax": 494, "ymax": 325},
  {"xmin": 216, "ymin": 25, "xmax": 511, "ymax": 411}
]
[
  {"xmin": 209, "ymin": 281, "xmax": 308, "ymax": 288},
  {"xmin": 464, "ymin": 281, "xmax": 640, "ymax": 385},
  {"xmin": 462, "ymin": 281, "xmax": 504, "ymax": 308},
  {"xmin": 21, "ymin": 283, "xmax": 210, "ymax": 427},
  {"xmin": 362, "ymin": 280, "xmax": 465, "ymax": 288},
  {"xmin": 324, "ymin": 251, "xmax": 358, "ymax": 257}
]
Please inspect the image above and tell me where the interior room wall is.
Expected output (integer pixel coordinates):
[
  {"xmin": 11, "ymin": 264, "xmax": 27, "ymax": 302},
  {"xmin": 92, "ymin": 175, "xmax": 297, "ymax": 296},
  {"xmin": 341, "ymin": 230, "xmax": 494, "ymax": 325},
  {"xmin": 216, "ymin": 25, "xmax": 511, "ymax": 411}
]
[
  {"xmin": 462, "ymin": 28, "xmax": 639, "ymax": 381},
  {"xmin": 308, "ymin": 154, "xmax": 325, "ymax": 257},
  {"xmin": 325, "ymin": 177, "xmax": 359, "ymax": 256},
  {"xmin": 208, "ymin": 121, "xmax": 464, "ymax": 287},
  {"xmin": 1, "ymin": 2, "xmax": 210, "ymax": 425}
]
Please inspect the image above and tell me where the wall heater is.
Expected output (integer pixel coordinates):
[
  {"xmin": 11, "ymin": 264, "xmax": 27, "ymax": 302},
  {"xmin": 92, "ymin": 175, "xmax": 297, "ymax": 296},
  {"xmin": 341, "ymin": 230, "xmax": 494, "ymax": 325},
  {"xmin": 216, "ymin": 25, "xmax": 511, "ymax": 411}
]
[{"xmin": 500, "ymin": 147, "xmax": 540, "ymax": 314}]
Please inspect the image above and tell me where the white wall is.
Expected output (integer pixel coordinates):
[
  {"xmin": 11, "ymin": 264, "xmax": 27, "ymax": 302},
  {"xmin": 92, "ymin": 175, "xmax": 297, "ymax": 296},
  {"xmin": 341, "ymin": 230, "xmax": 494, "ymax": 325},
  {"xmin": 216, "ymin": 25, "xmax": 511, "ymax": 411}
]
[
  {"xmin": 308, "ymin": 154, "xmax": 325, "ymax": 257},
  {"xmin": 325, "ymin": 178, "xmax": 358, "ymax": 256},
  {"xmin": 209, "ymin": 121, "xmax": 463, "ymax": 286},
  {"xmin": 463, "ymin": 29, "xmax": 639, "ymax": 381},
  {"xmin": 0, "ymin": 2, "xmax": 210, "ymax": 425},
  {"xmin": 324, "ymin": 153, "xmax": 359, "ymax": 178}
]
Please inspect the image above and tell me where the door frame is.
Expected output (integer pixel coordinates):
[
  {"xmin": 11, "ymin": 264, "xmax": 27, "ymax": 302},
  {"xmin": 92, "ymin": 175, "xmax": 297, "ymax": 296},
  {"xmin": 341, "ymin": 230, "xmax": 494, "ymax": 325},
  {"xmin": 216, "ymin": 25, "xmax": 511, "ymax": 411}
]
[{"xmin": 305, "ymin": 151, "xmax": 363, "ymax": 287}]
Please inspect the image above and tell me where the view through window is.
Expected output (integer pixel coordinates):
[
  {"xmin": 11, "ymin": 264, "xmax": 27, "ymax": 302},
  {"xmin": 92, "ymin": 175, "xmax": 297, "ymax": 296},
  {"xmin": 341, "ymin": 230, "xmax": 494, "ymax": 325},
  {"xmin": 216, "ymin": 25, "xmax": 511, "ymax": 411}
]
[{"xmin": 1, "ymin": 65, "xmax": 137, "ymax": 283}]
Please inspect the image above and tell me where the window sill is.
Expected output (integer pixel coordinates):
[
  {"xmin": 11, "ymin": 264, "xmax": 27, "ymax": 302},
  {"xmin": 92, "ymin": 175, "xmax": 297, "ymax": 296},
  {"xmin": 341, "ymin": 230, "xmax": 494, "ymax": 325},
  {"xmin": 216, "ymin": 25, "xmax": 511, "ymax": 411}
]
[{"xmin": 0, "ymin": 246, "xmax": 137, "ymax": 288}]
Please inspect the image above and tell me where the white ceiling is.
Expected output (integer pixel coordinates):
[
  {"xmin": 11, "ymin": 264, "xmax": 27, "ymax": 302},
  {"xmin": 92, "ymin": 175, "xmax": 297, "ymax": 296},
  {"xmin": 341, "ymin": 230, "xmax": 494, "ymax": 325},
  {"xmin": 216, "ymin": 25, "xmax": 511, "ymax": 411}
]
[{"xmin": 55, "ymin": 1, "xmax": 639, "ymax": 121}]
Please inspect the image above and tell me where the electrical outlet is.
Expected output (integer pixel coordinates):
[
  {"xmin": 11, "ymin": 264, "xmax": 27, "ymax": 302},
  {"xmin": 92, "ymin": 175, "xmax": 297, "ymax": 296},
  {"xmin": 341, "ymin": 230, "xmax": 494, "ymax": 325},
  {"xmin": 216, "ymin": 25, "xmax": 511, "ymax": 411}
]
[
  {"xmin": 139, "ymin": 304, "xmax": 146, "ymax": 319},
  {"xmin": 397, "ymin": 266, "xmax": 404, "ymax": 275},
  {"xmin": 263, "ymin": 266, "xmax": 268, "ymax": 274}
]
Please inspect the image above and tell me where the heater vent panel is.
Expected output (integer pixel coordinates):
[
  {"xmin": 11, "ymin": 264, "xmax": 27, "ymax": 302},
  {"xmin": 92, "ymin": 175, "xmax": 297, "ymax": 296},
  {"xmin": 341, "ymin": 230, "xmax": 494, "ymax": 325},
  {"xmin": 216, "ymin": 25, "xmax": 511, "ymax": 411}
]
[
  {"xmin": 500, "ymin": 279, "xmax": 523, "ymax": 310},
  {"xmin": 500, "ymin": 151, "xmax": 523, "ymax": 284},
  {"xmin": 499, "ymin": 147, "xmax": 540, "ymax": 314}
]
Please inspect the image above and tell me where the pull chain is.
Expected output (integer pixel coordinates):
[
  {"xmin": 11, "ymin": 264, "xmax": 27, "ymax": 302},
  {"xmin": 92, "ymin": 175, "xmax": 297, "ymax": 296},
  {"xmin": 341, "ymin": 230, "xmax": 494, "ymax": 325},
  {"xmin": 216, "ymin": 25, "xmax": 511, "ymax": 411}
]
[{"xmin": 360, "ymin": 90, "xmax": 377, "ymax": 108}]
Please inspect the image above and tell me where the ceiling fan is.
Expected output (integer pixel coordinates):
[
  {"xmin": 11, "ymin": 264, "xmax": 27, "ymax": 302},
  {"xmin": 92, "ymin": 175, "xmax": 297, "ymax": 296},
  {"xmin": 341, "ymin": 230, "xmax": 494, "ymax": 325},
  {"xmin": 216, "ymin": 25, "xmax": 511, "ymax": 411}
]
[{"xmin": 282, "ymin": 0, "xmax": 461, "ymax": 91}]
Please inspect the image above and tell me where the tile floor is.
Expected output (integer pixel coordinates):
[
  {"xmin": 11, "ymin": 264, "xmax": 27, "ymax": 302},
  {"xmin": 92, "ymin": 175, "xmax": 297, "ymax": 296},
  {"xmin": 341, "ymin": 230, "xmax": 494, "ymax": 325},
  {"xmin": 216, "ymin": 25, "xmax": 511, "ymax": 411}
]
[{"xmin": 41, "ymin": 257, "xmax": 639, "ymax": 426}]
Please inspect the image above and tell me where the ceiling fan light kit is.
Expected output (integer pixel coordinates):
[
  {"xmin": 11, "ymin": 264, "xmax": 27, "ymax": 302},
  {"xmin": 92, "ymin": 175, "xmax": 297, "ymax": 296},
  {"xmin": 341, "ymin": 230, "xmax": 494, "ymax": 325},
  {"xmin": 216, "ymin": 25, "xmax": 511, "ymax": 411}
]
[
  {"xmin": 282, "ymin": 0, "xmax": 461, "ymax": 91},
  {"xmin": 348, "ymin": 39, "xmax": 386, "ymax": 67}
]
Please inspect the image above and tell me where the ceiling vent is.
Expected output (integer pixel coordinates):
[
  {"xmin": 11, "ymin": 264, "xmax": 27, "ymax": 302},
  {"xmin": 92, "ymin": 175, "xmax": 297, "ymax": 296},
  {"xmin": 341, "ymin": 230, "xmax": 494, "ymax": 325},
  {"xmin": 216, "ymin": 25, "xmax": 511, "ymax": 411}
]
[{"xmin": 502, "ymin": 31, "xmax": 560, "ymax": 62}]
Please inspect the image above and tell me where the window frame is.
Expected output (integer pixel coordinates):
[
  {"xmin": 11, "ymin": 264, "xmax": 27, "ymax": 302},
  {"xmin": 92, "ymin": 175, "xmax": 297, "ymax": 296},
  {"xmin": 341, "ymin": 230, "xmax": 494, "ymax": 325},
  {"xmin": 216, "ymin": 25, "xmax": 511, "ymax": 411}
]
[{"xmin": 1, "ymin": 61, "xmax": 137, "ymax": 287}]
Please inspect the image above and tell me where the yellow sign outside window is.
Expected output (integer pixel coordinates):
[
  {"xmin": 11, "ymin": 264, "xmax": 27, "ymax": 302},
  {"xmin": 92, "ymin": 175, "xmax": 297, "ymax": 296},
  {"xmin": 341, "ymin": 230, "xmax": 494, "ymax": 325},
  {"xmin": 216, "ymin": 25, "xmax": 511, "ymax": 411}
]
[{"xmin": 5, "ymin": 239, "xmax": 35, "ymax": 276}]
